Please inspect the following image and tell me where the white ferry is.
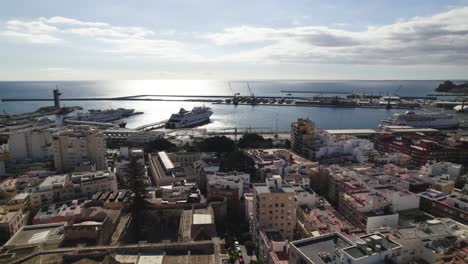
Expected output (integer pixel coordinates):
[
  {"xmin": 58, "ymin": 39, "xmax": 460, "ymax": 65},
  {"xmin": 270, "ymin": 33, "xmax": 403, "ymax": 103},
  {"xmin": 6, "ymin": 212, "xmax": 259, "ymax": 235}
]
[
  {"xmin": 381, "ymin": 111, "xmax": 459, "ymax": 129},
  {"xmin": 165, "ymin": 106, "xmax": 213, "ymax": 128},
  {"xmin": 71, "ymin": 108, "xmax": 134, "ymax": 122}
]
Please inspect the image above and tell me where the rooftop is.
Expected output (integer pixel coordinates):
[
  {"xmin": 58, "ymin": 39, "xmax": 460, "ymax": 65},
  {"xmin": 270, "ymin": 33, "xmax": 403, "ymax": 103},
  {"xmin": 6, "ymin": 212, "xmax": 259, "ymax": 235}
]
[
  {"xmin": 193, "ymin": 214, "xmax": 213, "ymax": 225},
  {"xmin": 253, "ymin": 183, "xmax": 295, "ymax": 194},
  {"xmin": 5, "ymin": 222, "xmax": 65, "ymax": 247},
  {"xmin": 343, "ymin": 233, "xmax": 401, "ymax": 260},
  {"xmin": 292, "ymin": 233, "xmax": 353, "ymax": 264},
  {"xmin": 0, "ymin": 211, "xmax": 21, "ymax": 224}
]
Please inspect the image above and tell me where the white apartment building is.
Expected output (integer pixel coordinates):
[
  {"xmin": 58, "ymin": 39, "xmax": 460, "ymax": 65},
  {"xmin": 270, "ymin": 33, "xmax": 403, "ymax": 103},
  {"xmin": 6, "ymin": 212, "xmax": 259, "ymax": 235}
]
[
  {"xmin": 315, "ymin": 131, "xmax": 375, "ymax": 163},
  {"xmin": 29, "ymin": 174, "xmax": 75, "ymax": 208},
  {"xmin": 51, "ymin": 126, "xmax": 106, "ymax": 172},
  {"xmin": 208, "ymin": 175, "xmax": 244, "ymax": 197},
  {"xmin": 8, "ymin": 128, "xmax": 54, "ymax": 161},
  {"xmin": 420, "ymin": 161, "xmax": 464, "ymax": 179},
  {"xmin": 28, "ymin": 171, "xmax": 117, "ymax": 208},
  {"xmin": 206, "ymin": 171, "xmax": 250, "ymax": 192},
  {"xmin": 71, "ymin": 171, "xmax": 118, "ymax": 197}
]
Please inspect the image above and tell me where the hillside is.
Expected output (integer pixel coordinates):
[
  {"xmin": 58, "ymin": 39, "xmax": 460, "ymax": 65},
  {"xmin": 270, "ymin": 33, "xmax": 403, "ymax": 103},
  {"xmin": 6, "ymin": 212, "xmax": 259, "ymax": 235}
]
[{"xmin": 435, "ymin": 81, "xmax": 468, "ymax": 93}]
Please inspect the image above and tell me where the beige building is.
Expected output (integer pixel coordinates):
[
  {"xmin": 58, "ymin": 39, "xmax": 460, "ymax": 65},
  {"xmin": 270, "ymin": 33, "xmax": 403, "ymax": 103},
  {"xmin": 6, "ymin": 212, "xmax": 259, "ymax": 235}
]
[
  {"xmin": 0, "ymin": 210, "xmax": 25, "ymax": 244},
  {"xmin": 290, "ymin": 118, "xmax": 316, "ymax": 159},
  {"xmin": 51, "ymin": 126, "xmax": 106, "ymax": 172},
  {"xmin": 7, "ymin": 127, "xmax": 55, "ymax": 161},
  {"xmin": 253, "ymin": 175, "xmax": 296, "ymax": 241}
]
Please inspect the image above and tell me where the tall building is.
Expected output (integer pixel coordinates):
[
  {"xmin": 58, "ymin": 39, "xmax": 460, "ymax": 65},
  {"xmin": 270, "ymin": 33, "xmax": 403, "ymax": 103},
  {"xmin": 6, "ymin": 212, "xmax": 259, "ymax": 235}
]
[
  {"xmin": 8, "ymin": 128, "xmax": 54, "ymax": 161},
  {"xmin": 252, "ymin": 175, "xmax": 296, "ymax": 241},
  {"xmin": 290, "ymin": 118, "xmax": 316, "ymax": 159},
  {"xmin": 51, "ymin": 126, "xmax": 106, "ymax": 172}
]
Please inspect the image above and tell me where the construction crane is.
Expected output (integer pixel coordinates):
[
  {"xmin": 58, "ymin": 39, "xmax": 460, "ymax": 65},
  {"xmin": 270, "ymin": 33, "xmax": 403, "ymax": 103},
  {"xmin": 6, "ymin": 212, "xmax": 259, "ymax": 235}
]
[
  {"xmin": 228, "ymin": 82, "xmax": 239, "ymax": 105},
  {"xmin": 228, "ymin": 82, "xmax": 234, "ymax": 95},
  {"xmin": 247, "ymin": 82, "xmax": 254, "ymax": 97},
  {"xmin": 393, "ymin": 85, "xmax": 402, "ymax": 96},
  {"xmin": 246, "ymin": 82, "xmax": 257, "ymax": 105}
]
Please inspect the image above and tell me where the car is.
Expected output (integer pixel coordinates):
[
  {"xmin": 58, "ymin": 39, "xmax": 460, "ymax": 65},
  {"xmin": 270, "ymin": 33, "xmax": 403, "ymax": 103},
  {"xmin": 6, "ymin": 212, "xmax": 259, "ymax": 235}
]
[
  {"xmin": 236, "ymin": 246, "xmax": 241, "ymax": 252},
  {"xmin": 234, "ymin": 241, "xmax": 239, "ymax": 246},
  {"xmin": 239, "ymin": 257, "xmax": 245, "ymax": 264}
]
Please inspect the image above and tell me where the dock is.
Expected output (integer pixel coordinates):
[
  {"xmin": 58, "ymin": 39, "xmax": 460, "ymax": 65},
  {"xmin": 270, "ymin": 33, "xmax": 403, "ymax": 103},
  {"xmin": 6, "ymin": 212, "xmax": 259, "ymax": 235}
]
[
  {"xmin": 63, "ymin": 119, "xmax": 118, "ymax": 128},
  {"xmin": 135, "ymin": 120, "xmax": 168, "ymax": 131}
]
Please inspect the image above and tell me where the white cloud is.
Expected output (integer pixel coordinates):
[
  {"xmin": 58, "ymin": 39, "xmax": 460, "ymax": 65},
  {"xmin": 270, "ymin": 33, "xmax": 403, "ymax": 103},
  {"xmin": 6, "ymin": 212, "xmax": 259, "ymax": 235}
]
[
  {"xmin": 0, "ymin": 16, "xmax": 194, "ymax": 60},
  {"xmin": 2, "ymin": 7, "xmax": 468, "ymax": 66},
  {"xmin": 205, "ymin": 6, "xmax": 468, "ymax": 65}
]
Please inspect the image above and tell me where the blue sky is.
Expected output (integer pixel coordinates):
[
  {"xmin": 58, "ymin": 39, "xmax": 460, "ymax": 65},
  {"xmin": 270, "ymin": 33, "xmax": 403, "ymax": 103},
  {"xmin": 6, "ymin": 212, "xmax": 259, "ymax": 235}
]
[{"xmin": 1, "ymin": 0, "xmax": 468, "ymax": 80}]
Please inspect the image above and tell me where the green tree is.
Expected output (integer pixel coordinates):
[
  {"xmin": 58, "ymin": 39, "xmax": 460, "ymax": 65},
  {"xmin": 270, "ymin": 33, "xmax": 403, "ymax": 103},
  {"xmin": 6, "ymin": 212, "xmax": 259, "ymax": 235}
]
[
  {"xmin": 238, "ymin": 133, "xmax": 273, "ymax": 149},
  {"xmin": 143, "ymin": 138, "xmax": 177, "ymax": 153},
  {"xmin": 220, "ymin": 150, "xmax": 255, "ymax": 173},
  {"xmin": 127, "ymin": 156, "xmax": 148, "ymax": 242},
  {"xmin": 197, "ymin": 136, "xmax": 236, "ymax": 155},
  {"xmin": 241, "ymin": 232, "xmax": 251, "ymax": 243},
  {"xmin": 244, "ymin": 240, "xmax": 255, "ymax": 255}
]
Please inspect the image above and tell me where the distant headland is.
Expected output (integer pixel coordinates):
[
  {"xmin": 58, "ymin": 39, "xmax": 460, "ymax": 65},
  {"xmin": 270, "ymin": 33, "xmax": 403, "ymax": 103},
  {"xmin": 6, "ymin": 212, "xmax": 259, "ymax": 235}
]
[{"xmin": 435, "ymin": 81, "xmax": 468, "ymax": 93}]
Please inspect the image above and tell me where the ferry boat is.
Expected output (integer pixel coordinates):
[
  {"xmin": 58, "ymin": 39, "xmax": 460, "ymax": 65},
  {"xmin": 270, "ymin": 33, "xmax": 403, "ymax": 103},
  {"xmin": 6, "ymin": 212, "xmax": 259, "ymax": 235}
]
[
  {"xmin": 454, "ymin": 105, "xmax": 467, "ymax": 113},
  {"xmin": 165, "ymin": 106, "xmax": 213, "ymax": 128},
  {"xmin": 380, "ymin": 111, "xmax": 459, "ymax": 129},
  {"xmin": 71, "ymin": 108, "xmax": 134, "ymax": 122}
]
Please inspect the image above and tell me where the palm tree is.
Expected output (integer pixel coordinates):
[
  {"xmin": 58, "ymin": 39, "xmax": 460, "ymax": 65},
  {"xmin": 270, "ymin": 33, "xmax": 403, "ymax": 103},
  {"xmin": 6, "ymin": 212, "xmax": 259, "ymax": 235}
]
[{"xmin": 127, "ymin": 156, "xmax": 148, "ymax": 242}]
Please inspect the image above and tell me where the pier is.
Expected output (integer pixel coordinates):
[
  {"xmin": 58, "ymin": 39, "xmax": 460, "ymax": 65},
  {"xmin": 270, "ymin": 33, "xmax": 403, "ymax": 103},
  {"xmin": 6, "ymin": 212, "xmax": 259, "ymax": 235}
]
[
  {"xmin": 135, "ymin": 120, "xmax": 168, "ymax": 131},
  {"xmin": 1, "ymin": 93, "xmax": 431, "ymax": 110}
]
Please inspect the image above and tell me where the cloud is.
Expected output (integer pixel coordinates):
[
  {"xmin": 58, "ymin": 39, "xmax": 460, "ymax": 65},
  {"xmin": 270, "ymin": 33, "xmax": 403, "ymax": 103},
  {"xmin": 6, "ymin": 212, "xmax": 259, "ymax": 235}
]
[
  {"xmin": 2, "ymin": 7, "xmax": 468, "ymax": 66},
  {"xmin": 0, "ymin": 16, "xmax": 195, "ymax": 60},
  {"xmin": 205, "ymin": 6, "xmax": 468, "ymax": 65},
  {"xmin": 1, "ymin": 19, "xmax": 61, "ymax": 44}
]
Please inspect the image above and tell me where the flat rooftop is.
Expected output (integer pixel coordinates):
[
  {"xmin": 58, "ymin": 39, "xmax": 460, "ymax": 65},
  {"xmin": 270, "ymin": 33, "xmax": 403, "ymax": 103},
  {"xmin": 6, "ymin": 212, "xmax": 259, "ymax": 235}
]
[
  {"xmin": 292, "ymin": 234, "xmax": 353, "ymax": 264},
  {"xmin": 5, "ymin": 223, "xmax": 65, "ymax": 247},
  {"xmin": 325, "ymin": 129, "xmax": 378, "ymax": 135},
  {"xmin": 193, "ymin": 214, "xmax": 212, "ymax": 225},
  {"xmin": 253, "ymin": 183, "xmax": 295, "ymax": 194},
  {"xmin": 343, "ymin": 234, "xmax": 401, "ymax": 260}
]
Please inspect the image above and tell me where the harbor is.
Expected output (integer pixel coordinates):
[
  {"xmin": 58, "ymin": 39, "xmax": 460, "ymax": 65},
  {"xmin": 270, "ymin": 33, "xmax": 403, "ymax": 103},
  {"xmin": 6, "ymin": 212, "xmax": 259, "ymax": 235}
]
[
  {"xmin": 1, "ymin": 83, "xmax": 467, "ymax": 132},
  {"xmin": 2, "ymin": 92, "xmax": 434, "ymax": 109}
]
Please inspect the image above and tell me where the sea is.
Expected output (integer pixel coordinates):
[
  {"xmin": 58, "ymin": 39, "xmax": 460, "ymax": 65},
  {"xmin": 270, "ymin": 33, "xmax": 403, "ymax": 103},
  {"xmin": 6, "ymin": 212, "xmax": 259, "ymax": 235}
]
[{"xmin": 0, "ymin": 80, "xmax": 457, "ymax": 131}]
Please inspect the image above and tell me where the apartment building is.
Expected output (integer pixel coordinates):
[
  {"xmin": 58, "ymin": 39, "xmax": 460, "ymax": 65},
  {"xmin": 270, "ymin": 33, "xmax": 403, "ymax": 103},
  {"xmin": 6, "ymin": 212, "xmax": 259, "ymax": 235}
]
[
  {"xmin": 7, "ymin": 127, "xmax": 55, "ymax": 161},
  {"xmin": 0, "ymin": 210, "xmax": 25, "ymax": 244},
  {"xmin": 290, "ymin": 118, "xmax": 316, "ymax": 159},
  {"xmin": 28, "ymin": 171, "xmax": 117, "ymax": 208},
  {"xmin": 253, "ymin": 175, "xmax": 296, "ymax": 241},
  {"xmin": 51, "ymin": 126, "xmax": 106, "ymax": 172}
]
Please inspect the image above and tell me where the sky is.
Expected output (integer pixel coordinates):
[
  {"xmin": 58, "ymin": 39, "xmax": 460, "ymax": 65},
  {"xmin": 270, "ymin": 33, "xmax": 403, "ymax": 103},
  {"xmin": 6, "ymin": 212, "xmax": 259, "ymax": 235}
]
[{"xmin": 1, "ymin": 0, "xmax": 468, "ymax": 80}]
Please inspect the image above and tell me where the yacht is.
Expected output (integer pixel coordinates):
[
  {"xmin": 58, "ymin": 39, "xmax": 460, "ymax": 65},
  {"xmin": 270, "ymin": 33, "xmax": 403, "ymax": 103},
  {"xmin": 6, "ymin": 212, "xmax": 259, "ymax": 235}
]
[
  {"xmin": 381, "ymin": 111, "xmax": 459, "ymax": 129},
  {"xmin": 165, "ymin": 106, "xmax": 213, "ymax": 128}
]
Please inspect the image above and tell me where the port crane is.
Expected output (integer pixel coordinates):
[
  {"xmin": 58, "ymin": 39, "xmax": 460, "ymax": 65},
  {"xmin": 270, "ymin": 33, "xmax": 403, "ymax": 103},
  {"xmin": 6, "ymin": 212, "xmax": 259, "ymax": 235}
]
[
  {"xmin": 393, "ymin": 85, "xmax": 402, "ymax": 96},
  {"xmin": 247, "ymin": 82, "xmax": 257, "ymax": 105},
  {"xmin": 228, "ymin": 82, "xmax": 239, "ymax": 105},
  {"xmin": 386, "ymin": 85, "xmax": 403, "ymax": 109}
]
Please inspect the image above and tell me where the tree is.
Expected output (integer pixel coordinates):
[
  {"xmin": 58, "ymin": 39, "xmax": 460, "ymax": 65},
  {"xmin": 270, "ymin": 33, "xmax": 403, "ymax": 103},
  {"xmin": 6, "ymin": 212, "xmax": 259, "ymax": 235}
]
[
  {"xmin": 220, "ymin": 150, "xmax": 255, "ymax": 173},
  {"xmin": 244, "ymin": 240, "xmax": 255, "ymax": 255},
  {"xmin": 238, "ymin": 133, "xmax": 273, "ymax": 149},
  {"xmin": 197, "ymin": 136, "xmax": 236, "ymax": 155},
  {"xmin": 143, "ymin": 138, "xmax": 177, "ymax": 153},
  {"xmin": 127, "ymin": 156, "xmax": 148, "ymax": 242},
  {"xmin": 241, "ymin": 232, "xmax": 251, "ymax": 243}
]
